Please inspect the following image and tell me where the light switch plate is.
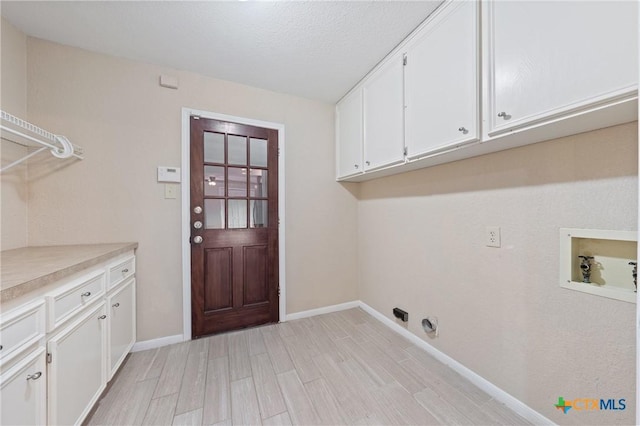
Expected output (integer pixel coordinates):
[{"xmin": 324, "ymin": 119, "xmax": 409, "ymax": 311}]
[{"xmin": 164, "ymin": 184, "xmax": 177, "ymax": 199}]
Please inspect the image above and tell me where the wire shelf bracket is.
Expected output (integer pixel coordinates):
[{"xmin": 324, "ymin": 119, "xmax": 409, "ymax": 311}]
[{"xmin": 0, "ymin": 110, "xmax": 83, "ymax": 173}]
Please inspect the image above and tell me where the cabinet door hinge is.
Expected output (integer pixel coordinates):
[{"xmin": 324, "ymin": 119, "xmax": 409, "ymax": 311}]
[
  {"xmin": 46, "ymin": 353, "xmax": 52, "ymax": 364},
  {"xmin": 403, "ymin": 54, "xmax": 407, "ymax": 66},
  {"xmin": 192, "ymin": 115, "xmax": 200, "ymax": 120},
  {"xmin": 277, "ymin": 286, "xmax": 281, "ymax": 296}
]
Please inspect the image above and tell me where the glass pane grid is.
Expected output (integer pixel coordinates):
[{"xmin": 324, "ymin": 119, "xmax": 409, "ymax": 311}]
[{"xmin": 202, "ymin": 131, "xmax": 271, "ymax": 230}]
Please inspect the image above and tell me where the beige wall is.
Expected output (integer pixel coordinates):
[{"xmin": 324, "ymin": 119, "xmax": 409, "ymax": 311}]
[
  {"xmin": 0, "ymin": 18, "xmax": 28, "ymax": 250},
  {"xmin": 358, "ymin": 122, "xmax": 638, "ymax": 425},
  {"xmin": 24, "ymin": 38, "xmax": 359, "ymax": 340}
]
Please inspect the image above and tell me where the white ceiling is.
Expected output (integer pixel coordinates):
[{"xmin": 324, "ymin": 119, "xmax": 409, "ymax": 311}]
[{"xmin": 1, "ymin": 1, "xmax": 443, "ymax": 103}]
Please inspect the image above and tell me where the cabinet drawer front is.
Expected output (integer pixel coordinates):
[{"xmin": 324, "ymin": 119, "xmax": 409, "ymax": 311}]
[
  {"xmin": 0, "ymin": 300, "xmax": 45, "ymax": 363},
  {"xmin": 0, "ymin": 346, "xmax": 47, "ymax": 426},
  {"xmin": 108, "ymin": 256, "xmax": 135, "ymax": 290},
  {"xmin": 47, "ymin": 271, "xmax": 105, "ymax": 331}
]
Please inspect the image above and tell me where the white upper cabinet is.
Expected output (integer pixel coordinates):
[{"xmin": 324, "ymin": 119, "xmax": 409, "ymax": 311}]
[
  {"xmin": 334, "ymin": 0, "xmax": 638, "ymax": 182},
  {"xmin": 363, "ymin": 52, "xmax": 406, "ymax": 171},
  {"xmin": 336, "ymin": 87, "xmax": 363, "ymax": 179},
  {"xmin": 405, "ymin": 0, "xmax": 479, "ymax": 160},
  {"xmin": 486, "ymin": 0, "xmax": 638, "ymax": 136}
]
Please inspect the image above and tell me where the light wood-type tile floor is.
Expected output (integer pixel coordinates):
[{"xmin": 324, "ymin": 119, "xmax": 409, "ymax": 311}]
[{"xmin": 87, "ymin": 308, "xmax": 532, "ymax": 426}]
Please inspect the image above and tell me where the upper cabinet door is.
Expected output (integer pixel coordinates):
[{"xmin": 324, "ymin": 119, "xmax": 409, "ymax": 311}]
[
  {"xmin": 487, "ymin": 1, "xmax": 638, "ymax": 135},
  {"xmin": 405, "ymin": 1, "xmax": 479, "ymax": 160},
  {"xmin": 336, "ymin": 88, "xmax": 363, "ymax": 179},
  {"xmin": 363, "ymin": 52, "xmax": 405, "ymax": 171}
]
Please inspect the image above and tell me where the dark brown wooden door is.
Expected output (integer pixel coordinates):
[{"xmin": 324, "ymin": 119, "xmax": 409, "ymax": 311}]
[{"xmin": 190, "ymin": 117, "xmax": 279, "ymax": 338}]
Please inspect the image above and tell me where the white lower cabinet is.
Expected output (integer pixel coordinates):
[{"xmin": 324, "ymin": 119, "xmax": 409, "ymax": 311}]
[
  {"xmin": 0, "ymin": 346, "xmax": 47, "ymax": 426},
  {"xmin": 107, "ymin": 278, "xmax": 136, "ymax": 378},
  {"xmin": 47, "ymin": 301, "xmax": 107, "ymax": 426},
  {"xmin": 0, "ymin": 250, "xmax": 136, "ymax": 425}
]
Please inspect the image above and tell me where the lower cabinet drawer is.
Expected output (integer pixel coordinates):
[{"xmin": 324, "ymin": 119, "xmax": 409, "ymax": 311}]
[
  {"xmin": 0, "ymin": 346, "xmax": 47, "ymax": 426},
  {"xmin": 48, "ymin": 302, "xmax": 107, "ymax": 426},
  {"xmin": 108, "ymin": 256, "xmax": 135, "ymax": 291},
  {"xmin": 0, "ymin": 300, "xmax": 46, "ymax": 363},
  {"xmin": 47, "ymin": 270, "xmax": 105, "ymax": 332}
]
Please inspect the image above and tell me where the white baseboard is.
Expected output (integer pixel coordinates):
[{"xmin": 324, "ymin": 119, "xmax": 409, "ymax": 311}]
[
  {"xmin": 285, "ymin": 300, "xmax": 360, "ymax": 321},
  {"xmin": 357, "ymin": 301, "xmax": 554, "ymax": 426},
  {"xmin": 131, "ymin": 334, "xmax": 184, "ymax": 352}
]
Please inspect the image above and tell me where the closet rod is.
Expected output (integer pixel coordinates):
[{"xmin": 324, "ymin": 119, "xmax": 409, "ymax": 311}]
[{"xmin": 0, "ymin": 110, "xmax": 83, "ymax": 173}]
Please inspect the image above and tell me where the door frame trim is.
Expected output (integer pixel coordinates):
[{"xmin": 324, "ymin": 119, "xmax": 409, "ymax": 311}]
[{"xmin": 180, "ymin": 108, "xmax": 286, "ymax": 341}]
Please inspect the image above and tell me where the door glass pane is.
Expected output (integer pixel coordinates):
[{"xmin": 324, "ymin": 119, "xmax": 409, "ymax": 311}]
[
  {"xmin": 227, "ymin": 167, "xmax": 247, "ymax": 197},
  {"xmin": 250, "ymin": 169, "xmax": 268, "ymax": 197},
  {"xmin": 228, "ymin": 135, "xmax": 247, "ymax": 165},
  {"xmin": 204, "ymin": 132, "xmax": 225, "ymax": 163},
  {"xmin": 250, "ymin": 138, "xmax": 268, "ymax": 167},
  {"xmin": 204, "ymin": 166, "xmax": 225, "ymax": 196},
  {"xmin": 250, "ymin": 200, "xmax": 268, "ymax": 228},
  {"xmin": 204, "ymin": 199, "xmax": 225, "ymax": 229},
  {"xmin": 228, "ymin": 200, "xmax": 247, "ymax": 229}
]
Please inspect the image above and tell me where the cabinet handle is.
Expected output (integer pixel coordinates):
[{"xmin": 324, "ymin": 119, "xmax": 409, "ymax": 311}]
[
  {"xmin": 366, "ymin": 161, "xmax": 370, "ymax": 166},
  {"xmin": 81, "ymin": 292, "xmax": 91, "ymax": 297},
  {"xmin": 497, "ymin": 111, "xmax": 509, "ymax": 119},
  {"xmin": 98, "ymin": 315, "xmax": 107, "ymax": 320},
  {"xmin": 458, "ymin": 127, "xmax": 468, "ymax": 134},
  {"xmin": 122, "ymin": 268, "xmax": 129, "ymax": 273},
  {"xmin": 112, "ymin": 303, "xmax": 120, "ymax": 308},
  {"xmin": 0, "ymin": 345, "xmax": 3, "ymax": 350},
  {"xmin": 354, "ymin": 164, "xmax": 359, "ymax": 169},
  {"xmin": 27, "ymin": 372, "xmax": 42, "ymax": 381}
]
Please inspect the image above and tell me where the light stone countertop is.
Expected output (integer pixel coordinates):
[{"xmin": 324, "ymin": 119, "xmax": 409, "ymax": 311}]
[{"xmin": 1, "ymin": 243, "xmax": 138, "ymax": 302}]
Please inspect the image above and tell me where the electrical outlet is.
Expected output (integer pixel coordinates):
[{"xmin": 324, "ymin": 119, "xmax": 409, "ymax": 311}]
[{"xmin": 486, "ymin": 226, "xmax": 501, "ymax": 248}]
